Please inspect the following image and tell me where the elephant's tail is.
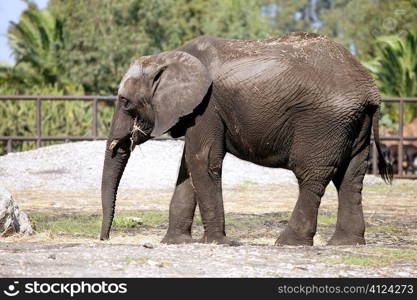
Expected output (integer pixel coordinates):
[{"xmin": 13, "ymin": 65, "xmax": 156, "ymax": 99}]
[{"xmin": 372, "ymin": 106, "xmax": 393, "ymax": 184}]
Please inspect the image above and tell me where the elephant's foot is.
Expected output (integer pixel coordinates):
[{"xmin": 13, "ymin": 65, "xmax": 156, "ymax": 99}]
[
  {"xmin": 161, "ymin": 232, "xmax": 193, "ymax": 245},
  {"xmin": 327, "ymin": 231, "xmax": 365, "ymax": 246},
  {"xmin": 275, "ymin": 226, "xmax": 313, "ymax": 246},
  {"xmin": 199, "ymin": 232, "xmax": 240, "ymax": 246}
]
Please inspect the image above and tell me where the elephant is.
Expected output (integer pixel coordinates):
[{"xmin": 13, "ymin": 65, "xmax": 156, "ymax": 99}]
[
  {"xmin": 100, "ymin": 32, "xmax": 393, "ymax": 246},
  {"xmin": 389, "ymin": 144, "xmax": 417, "ymax": 174}
]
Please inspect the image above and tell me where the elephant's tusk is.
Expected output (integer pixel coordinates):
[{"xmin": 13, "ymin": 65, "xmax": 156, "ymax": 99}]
[
  {"xmin": 130, "ymin": 136, "xmax": 136, "ymax": 152},
  {"xmin": 108, "ymin": 140, "xmax": 119, "ymax": 150}
]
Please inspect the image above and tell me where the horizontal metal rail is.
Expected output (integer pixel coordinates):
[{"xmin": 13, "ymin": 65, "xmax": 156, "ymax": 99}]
[
  {"xmin": 0, "ymin": 136, "xmax": 176, "ymax": 141},
  {"xmin": 0, "ymin": 95, "xmax": 116, "ymax": 100}
]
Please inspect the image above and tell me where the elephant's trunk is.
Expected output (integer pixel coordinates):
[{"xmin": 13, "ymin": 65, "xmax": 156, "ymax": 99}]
[{"xmin": 100, "ymin": 141, "xmax": 130, "ymax": 240}]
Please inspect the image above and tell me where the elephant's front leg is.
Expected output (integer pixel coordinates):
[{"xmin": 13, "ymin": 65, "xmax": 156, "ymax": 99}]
[
  {"xmin": 186, "ymin": 135, "xmax": 233, "ymax": 244},
  {"xmin": 162, "ymin": 148, "xmax": 197, "ymax": 244}
]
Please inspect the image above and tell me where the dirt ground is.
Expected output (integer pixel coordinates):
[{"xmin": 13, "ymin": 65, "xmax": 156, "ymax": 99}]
[{"xmin": 1, "ymin": 180, "xmax": 417, "ymax": 277}]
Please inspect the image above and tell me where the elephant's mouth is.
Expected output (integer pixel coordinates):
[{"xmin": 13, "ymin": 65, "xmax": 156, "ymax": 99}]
[{"xmin": 108, "ymin": 117, "xmax": 151, "ymax": 152}]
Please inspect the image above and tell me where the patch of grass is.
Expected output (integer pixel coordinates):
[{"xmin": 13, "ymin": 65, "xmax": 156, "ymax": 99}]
[
  {"xmin": 194, "ymin": 215, "xmax": 202, "ymax": 226},
  {"xmin": 327, "ymin": 249, "xmax": 417, "ymax": 267},
  {"xmin": 31, "ymin": 210, "xmax": 243, "ymax": 237},
  {"xmin": 31, "ymin": 214, "xmax": 101, "ymax": 236},
  {"xmin": 242, "ymin": 179, "xmax": 257, "ymax": 186},
  {"xmin": 317, "ymin": 213, "xmax": 337, "ymax": 225},
  {"xmin": 327, "ymin": 255, "xmax": 392, "ymax": 266},
  {"xmin": 193, "ymin": 215, "xmax": 240, "ymax": 227},
  {"xmin": 324, "ymin": 184, "xmax": 337, "ymax": 193},
  {"xmin": 366, "ymin": 225, "xmax": 403, "ymax": 234},
  {"xmin": 360, "ymin": 248, "xmax": 417, "ymax": 259},
  {"xmin": 121, "ymin": 256, "xmax": 171, "ymax": 267},
  {"xmin": 225, "ymin": 212, "xmax": 290, "ymax": 231},
  {"xmin": 121, "ymin": 256, "xmax": 153, "ymax": 264},
  {"xmin": 235, "ymin": 179, "xmax": 258, "ymax": 191},
  {"xmin": 30, "ymin": 211, "xmax": 168, "ymax": 236},
  {"xmin": 131, "ymin": 211, "xmax": 167, "ymax": 226},
  {"xmin": 112, "ymin": 216, "xmax": 142, "ymax": 229}
]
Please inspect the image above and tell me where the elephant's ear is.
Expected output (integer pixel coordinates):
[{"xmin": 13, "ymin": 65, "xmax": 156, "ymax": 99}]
[{"xmin": 150, "ymin": 51, "xmax": 212, "ymax": 137}]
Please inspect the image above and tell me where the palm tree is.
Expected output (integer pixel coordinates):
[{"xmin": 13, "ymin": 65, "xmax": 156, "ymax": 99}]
[
  {"xmin": 364, "ymin": 30, "xmax": 417, "ymax": 124},
  {"xmin": 0, "ymin": 2, "xmax": 74, "ymax": 92}
]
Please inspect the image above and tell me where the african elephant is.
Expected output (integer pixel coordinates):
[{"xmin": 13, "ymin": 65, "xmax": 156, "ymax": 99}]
[
  {"xmin": 100, "ymin": 32, "xmax": 392, "ymax": 246},
  {"xmin": 389, "ymin": 144, "xmax": 417, "ymax": 174}
]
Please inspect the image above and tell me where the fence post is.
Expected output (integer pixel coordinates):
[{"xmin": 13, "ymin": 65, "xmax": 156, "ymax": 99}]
[
  {"xmin": 92, "ymin": 98, "xmax": 98, "ymax": 140},
  {"xmin": 36, "ymin": 98, "xmax": 42, "ymax": 148},
  {"xmin": 398, "ymin": 99, "xmax": 404, "ymax": 176},
  {"xmin": 7, "ymin": 139, "xmax": 12, "ymax": 153}
]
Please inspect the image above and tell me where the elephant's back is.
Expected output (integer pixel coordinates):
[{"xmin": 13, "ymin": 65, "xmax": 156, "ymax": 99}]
[
  {"xmin": 181, "ymin": 33, "xmax": 374, "ymax": 94},
  {"xmin": 211, "ymin": 32, "xmax": 353, "ymax": 65},
  {"xmin": 215, "ymin": 32, "xmax": 377, "ymax": 107}
]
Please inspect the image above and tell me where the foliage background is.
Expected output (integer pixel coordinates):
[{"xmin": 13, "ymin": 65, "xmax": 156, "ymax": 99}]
[{"xmin": 1, "ymin": 0, "xmax": 417, "ymax": 153}]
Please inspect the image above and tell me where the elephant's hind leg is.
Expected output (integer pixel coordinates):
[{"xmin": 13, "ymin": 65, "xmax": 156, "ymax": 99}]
[
  {"xmin": 328, "ymin": 145, "xmax": 368, "ymax": 246},
  {"xmin": 161, "ymin": 147, "xmax": 197, "ymax": 244},
  {"xmin": 276, "ymin": 166, "xmax": 335, "ymax": 246}
]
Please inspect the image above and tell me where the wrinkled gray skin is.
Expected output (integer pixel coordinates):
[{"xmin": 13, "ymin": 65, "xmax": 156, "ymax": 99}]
[{"xmin": 101, "ymin": 32, "xmax": 392, "ymax": 246}]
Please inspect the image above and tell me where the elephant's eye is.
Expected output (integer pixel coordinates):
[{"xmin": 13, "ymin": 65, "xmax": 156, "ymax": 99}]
[{"xmin": 120, "ymin": 97, "xmax": 132, "ymax": 110}]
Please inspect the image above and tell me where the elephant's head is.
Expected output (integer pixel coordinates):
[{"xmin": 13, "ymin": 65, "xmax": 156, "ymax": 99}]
[{"xmin": 100, "ymin": 51, "xmax": 212, "ymax": 240}]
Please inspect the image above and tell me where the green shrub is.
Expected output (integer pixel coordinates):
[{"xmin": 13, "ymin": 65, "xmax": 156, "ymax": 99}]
[{"xmin": 0, "ymin": 85, "xmax": 114, "ymax": 154}]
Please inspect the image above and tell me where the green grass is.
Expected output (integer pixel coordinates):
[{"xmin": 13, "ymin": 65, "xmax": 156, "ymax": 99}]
[
  {"xmin": 31, "ymin": 214, "xmax": 101, "ymax": 235},
  {"xmin": 111, "ymin": 216, "xmax": 142, "ymax": 228},
  {"xmin": 30, "ymin": 211, "xmax": 168, "ymax": 236},
  {"xmin": 235, "ymin": 180, "xmax": 258, "ymax": 191},
  {"xmin": 327, "ymin": 255, "xmax": 392, "ymax": 266},
  {"xmin": 120, "ymin": 256, "xmax": 152, "ymax": 264},
  {"xmin": 362, "ymin": 248, "xmax": 417, "ymax": 259},
  {"xmin": 30, "ymin": 210, "xmax": 248, "ymax": 236},
  {"xmin": 121, "ymin": 256, "xmax": 171, "ymax": 267},
  {"xmin": 193, "ymin": 215, "xmax": 239, "ymax": 226},
  {"xmin": 121, "ymin": 256, "xmax": 153, "ymax": 264},
  {"xmin": 317, "ymin": 213, "xmax": 337, "ymax": 225},
  {"xmin": 366, "ymin": 225, "xmax": 404, "ymax": 234},
  {"xmin": 326, "ymin": 248, "xmax": 417, "ymax": 267},
  {"xmin": 127, "ymin": 211, "xmax": 168, "ymax": 226}
]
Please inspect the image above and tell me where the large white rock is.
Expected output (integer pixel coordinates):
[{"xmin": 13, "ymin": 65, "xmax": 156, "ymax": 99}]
[{"xmin": 0, "ymin": 187, "xmax": 33, "ymax": 236}]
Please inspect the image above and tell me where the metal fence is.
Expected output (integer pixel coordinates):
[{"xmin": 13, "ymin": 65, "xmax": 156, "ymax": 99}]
[
  {"xmin": 1, "ymin": 96, "xmax": 417, "ymax": 179},
  {"xmin": 0, "ymin": 95, "xmax": 173, "ymax": 153},
  {"xmin": 0, "ymin": 96, "xmax": 114, "ymax": 152},
  {"xmin": 371, "ymin": 97, "xmax": 417, "ymax": 179}
]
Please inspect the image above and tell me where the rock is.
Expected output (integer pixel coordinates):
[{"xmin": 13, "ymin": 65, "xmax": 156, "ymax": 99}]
[
  {"xmin": 0, "ymin": 187, "xmax": 33, "ymax": 236},
  {"xmin": 142, "ymin": 242, "xmax": 154, "ymax": 249},
  {"xmin": 147, "ymin": 260, "xmax": 163, "ymax": 268},
  {"xmin": 48, "ymin": 254, "xmax": 56, "ymax": 260},
  {"xmin": 126, "ymin": 217, "xmax": 143, "ymax": 225},
  {"xmin": 313, "ymin": 233, "xmax": 326, "ymax": 246}
]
